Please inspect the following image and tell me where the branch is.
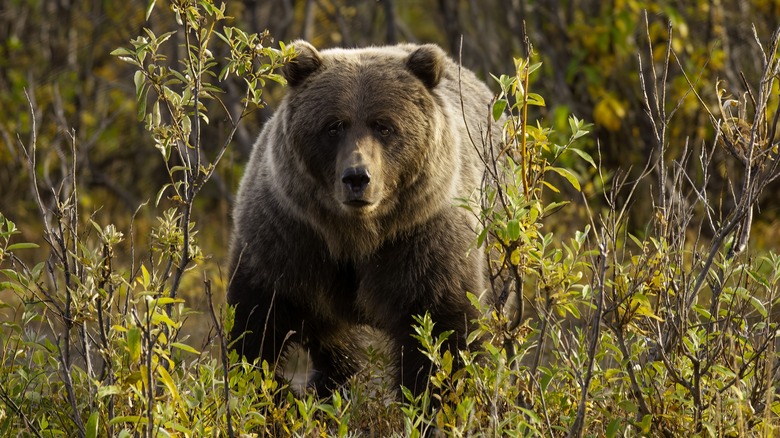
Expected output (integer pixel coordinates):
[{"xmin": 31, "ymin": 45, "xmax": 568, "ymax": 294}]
[
  {"xmin": 567, "ymin": 239, "xmax": 606, "ymax": 438},
  {"xmin": 205, "ymin": 275, "xmax": 235, "ymax": 438}
]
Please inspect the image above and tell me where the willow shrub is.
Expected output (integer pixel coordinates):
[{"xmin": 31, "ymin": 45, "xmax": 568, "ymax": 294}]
[{"xmin": 1, "ymin": 2, "xmax": 779, "ymax": 437}]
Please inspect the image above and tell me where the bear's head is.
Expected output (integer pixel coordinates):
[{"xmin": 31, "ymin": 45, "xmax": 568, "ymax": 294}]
[{"xmin": 278, "ymin": 41, "xmax": 455, "ymax": 225}]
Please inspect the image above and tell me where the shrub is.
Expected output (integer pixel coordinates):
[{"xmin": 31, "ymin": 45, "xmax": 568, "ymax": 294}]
[
  {"xmin": 1, "ymin": 1, "xmax": 295, "ymax": 436},
  {"xmin": 1, "ymin": 2, "xmax": 779, "ymax": 437}
]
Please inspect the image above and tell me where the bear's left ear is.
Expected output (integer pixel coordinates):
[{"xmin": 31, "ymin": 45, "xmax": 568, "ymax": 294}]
[{"xmin": 405, "ymin": 44, "xmax": 445, "ymax": 89}]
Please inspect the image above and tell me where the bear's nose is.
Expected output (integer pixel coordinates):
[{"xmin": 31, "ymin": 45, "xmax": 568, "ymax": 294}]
[{"xmin": 341, "ymin": 167, "xmax": 371, "ymax": 193}]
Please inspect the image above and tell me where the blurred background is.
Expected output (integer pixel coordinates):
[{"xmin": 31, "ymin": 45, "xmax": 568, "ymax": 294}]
[{"xmin": 1, "ymin": 0, "xmax": 779, "ymax": 309}]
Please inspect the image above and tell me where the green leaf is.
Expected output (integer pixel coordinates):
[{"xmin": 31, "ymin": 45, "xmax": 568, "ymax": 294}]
[
  {"xmin": 171, "ymin": 342, "xmax": 200, "ymax": 355},
  {"xmin": 692, "ymin": 304, "xmax": 713, "ymax": 320},
  {"xmin": 31, "ymin": 262, "xmax": 45, "ymax": 281},
  {"xmin": 127, "ymin": 327, "xmax": 141, "ymax": 362},
  {"xmin": 110, "ymin": 47, "xmax": 133, "ymax": 57},
  {"xmin": 575, "ymin": 225, "xmax": 590, "ymax": 245},
  {"xmin": 181, "ymin": 115, "xmax": 191, "ymax": 136},
  {"xmin": 0, "ymin": 281, "xmax": 24, "ymax": 294},
  {"xmin": 618, "ymin": 400, "xmax": 638, "ymax": 414},
  {"xmin": 153, "ymin": 31, "xmax": 177, "ymax": 47},
  {"xmin": 568, "ymin": 116, "xmax": 581, "ymax": 134},
  {"xmin": 145, "ymin": 0, "xmax": 157, "ymax": 21},
  {"xmin": 638, "ymin": 414, "xmax": 653, "ymax": 433},
  {"xmin": 539, "ymin": 368, "xmax": 553, "ymax": 391},
  {"xmin": 318, "ymin": 403, "xmax": 336, "ymax": 417},
  {"xmin": 152, "ymin": 101, "xmax": 161, "ymax": 126},
  {"xmin": 628, "ymin": 233, "xmax": 643, "ymax": 249},
  {"xmin": 135, "ymin": 77, "xmax": 149, "ymax": 121},
  {"xmin": 711, "ymin": 364, "xmax": 737, "ymax": 379},
  {"xmin": 568, "ymin": 116, "xmax": 592, "ymax": 139},
  {"xmin": 476, "ymin": 226, "xmax": 489, "ymax": 247},
  {"xmin": 702, "ymin": 421, "xmax": 716, "ymax": 437},
  {"xmin": 569, "ymin": 147, "xmax": 597, "ymax": 169},
  {"xmin": 86, "ymin": 412, "xmax": 99, "ymax": 438},
  {"xmin": 546, "ymin": 166, "xmax": 581, "ymax": 191},
  {"xmin": 492, "ymin": 73, "xmax": 514, "ymax": 93},
  {"xmin": 543, "ymin": 201, "xmax": 570, "ymax": 214},
  {"xmin": 506, "ymin": 219, "xmax": 521, "ymax": 241},
  {"xmin": 98, "ymin": 385, "xmax": 124, "ymax": 398},
  {"xmin": 747, "ymin": 269, "xmax": 771, "ymax": 290},
  {"xmin": 109, "ymin": 416, "xmax": 147, "ymax": 426},
  {"xmin": 750, "ymin": 295, "xmax": 768, "ymax": 318},
  {"xmin": 606, "ymin": 419, "xmax": 621, "ymax": 438},
  {"xmin": 155, "ymin": 184, "xmax": 172, "ymax": 206},
  {"xmin": 6, "ymin": 243, "xmax": 39, "ymax": 250},
  {"xmin": 526, "ymin": 92, "xmax": 545, "ymax": 106},
  {"xmin": 527, "ymin": 61, "xmax": 543, "ymax": 75},
  {"xmin": 492, "ymin": 99, "xmax": 507, "ymax": 121},
  {"xmin": 133, "ymin": 70, "xmax": 145, "ymax": 98}
]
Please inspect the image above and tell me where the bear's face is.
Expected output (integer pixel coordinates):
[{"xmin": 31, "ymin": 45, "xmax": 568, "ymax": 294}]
[{"xmin": 280, "ymin": 42, "xmax": 449, "ymax": 219}]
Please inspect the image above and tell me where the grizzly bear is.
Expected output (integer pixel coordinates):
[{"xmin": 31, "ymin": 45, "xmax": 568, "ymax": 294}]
[{"xmin": 227, "ymin": 40, "xmax": 498, "ymax": 396}]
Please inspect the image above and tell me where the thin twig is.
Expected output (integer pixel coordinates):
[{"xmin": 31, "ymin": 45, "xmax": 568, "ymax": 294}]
[
  {"xmin": 205, "ymin": 275, "xmax": 235, "ymax": 438},
  {"xmin": 567, "ymin": 239, "xmax": 606, "ymax": 438}
]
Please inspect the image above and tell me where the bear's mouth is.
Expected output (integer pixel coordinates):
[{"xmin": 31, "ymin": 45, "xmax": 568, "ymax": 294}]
[{"xmin": 343, "ymin": 199, "xmax": 373, "ymax": 208}]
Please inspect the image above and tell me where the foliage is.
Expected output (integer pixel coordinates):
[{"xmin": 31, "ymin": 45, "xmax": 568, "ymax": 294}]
[
  {"xmin": 3, "ymin": 1, "xmax": 780, "ymax": 247},
  {"xmin": 0, "ymin": 1, "xmax": 294, "ymax": 436},
  {"xmin": 1, "ymin": 1, "xmax": 780, "ymax": 437}
]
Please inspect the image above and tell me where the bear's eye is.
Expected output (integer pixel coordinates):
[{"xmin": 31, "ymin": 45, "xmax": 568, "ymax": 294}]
[
  {"xmin": 374, "ymin": 122, "xmax": 392, "ymax": 137},
  {"xmin": 327, "ymin": 121, "xmax": 344, "ymax": 137}
]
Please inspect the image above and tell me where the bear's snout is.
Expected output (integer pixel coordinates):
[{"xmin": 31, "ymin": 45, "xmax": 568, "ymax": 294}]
[
  {"xmin": 341, "ymin": 167, "xmax": 371, "ymax": 194},
  {"xmin": 335, "ymin": 136, "xmax": 382, "ymax": 210},
  {"xmin": 340, "ymin": 166, "xmax": 373, "ymax": 206}
]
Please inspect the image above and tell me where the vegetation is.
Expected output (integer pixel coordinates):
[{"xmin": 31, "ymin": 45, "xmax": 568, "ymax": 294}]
[{"xmin": 1, "ymin": 0, "xmax": 779, "ymax": 436}]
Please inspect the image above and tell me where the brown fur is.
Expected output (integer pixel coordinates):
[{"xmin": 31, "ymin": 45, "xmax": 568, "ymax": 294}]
[{"xmin": 227, "ymin": 41, "xmax": 498, "ymax": 396}]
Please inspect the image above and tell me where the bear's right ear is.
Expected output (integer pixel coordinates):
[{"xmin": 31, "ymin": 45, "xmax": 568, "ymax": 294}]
[
  {"xmin": 405, "ymin": 44, "xmax": 445, "ymax": 89},
  {"xmin": 283, "ymin": 40, "xmax": 323, "ymax": 87}
]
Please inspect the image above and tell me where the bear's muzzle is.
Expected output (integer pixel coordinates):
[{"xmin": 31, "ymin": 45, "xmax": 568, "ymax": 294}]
[{"xmin": 341, "ymin": 166, "xmax": 372, "ymax": 206}]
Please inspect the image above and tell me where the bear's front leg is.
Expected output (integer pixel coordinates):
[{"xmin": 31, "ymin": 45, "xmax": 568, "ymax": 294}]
[
  {"xmin": 360, "ymin": 216, "xmax": 485, "ymax": 397},
  {"xmin": 306, "ymin": 327, "xmax": 369, "ymax": 396},
  {"xmin": 227, "ymin": 263, "xmax": 305, "ymax": 367},
  {"xmin": 392, "ymin": 310, "xmax": 474, "ymax": 397}
]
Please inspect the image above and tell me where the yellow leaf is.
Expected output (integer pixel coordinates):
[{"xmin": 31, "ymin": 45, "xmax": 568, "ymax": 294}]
[
  {"xmin": 593, "ymin": 94, "xmax": 626, "ymax": 132},
  {"xmin": 158, "ymin": 365, "xmax": 187, "ymax": 418},
  {"xmin": 510, "ymin": 248, "xmax": 521, "ymax": 266}
]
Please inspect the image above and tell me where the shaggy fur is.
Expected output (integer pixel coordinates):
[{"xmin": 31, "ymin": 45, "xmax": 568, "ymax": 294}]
[{"xmin": 227, "ymin": 40, "xmax": 497, "ymax": 395}]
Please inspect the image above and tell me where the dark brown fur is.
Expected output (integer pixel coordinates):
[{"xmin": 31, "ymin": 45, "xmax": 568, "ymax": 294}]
[{"xmin": 227, "ymin": 41, "xmax": 497, "ymax": 395}]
